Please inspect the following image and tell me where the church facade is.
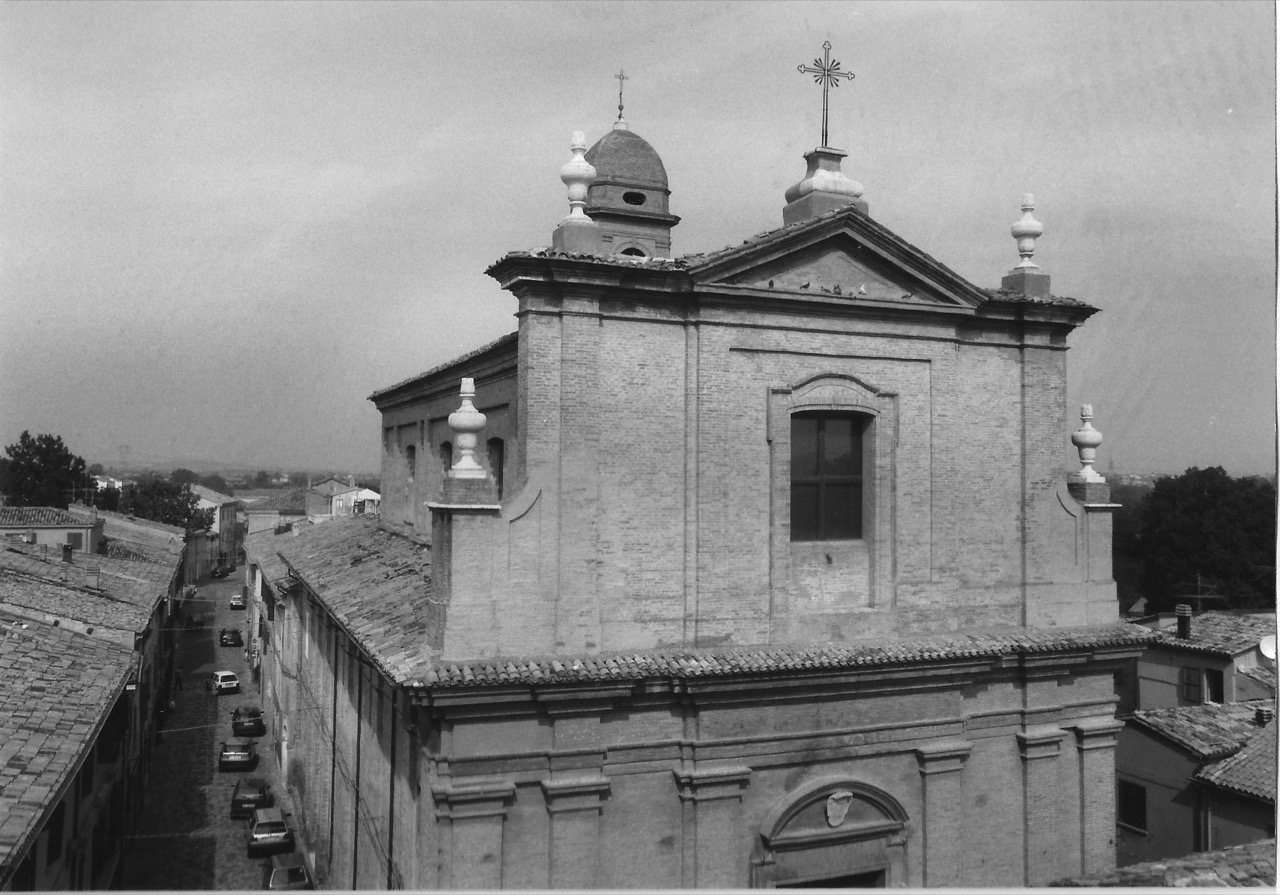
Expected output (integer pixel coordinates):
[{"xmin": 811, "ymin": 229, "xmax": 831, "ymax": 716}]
[{"xmin": 248, "ymin": 98, "xmax": 1148, "ymax": 888}]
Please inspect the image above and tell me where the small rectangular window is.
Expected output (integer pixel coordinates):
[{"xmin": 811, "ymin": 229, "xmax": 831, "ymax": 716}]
[
  {"xmin": 1204, "ymin": 668, "xmax": 1224, "ymax": 703},
  {"xmin": 791, "ymin": 412, "xmax": 865, "ymax": 541},
  {"xmin": 1181, "ymin": 666, "xmax": 1203, "ymax": 704},
  {"xmin": 66, "ymin": 532, "xmax": 83, "ymax": 550},
  {"xmin": 45, "ymin": 802, "xmax": 65, "ymax": 864},
  {"xmin": 1117, "ymin": 779, "xmax": 1147, "ymax": 832}
]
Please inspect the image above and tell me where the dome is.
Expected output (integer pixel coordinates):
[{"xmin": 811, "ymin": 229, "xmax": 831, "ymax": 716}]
[{"xmin": 584, "ymin": 127, "xmax": 669, "ymax": 190}]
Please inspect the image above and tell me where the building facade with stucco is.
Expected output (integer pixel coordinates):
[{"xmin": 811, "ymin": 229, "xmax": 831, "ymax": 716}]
[{"xmin": 247, "ymin": 91, "xmax": 1148, "ymax": 889}]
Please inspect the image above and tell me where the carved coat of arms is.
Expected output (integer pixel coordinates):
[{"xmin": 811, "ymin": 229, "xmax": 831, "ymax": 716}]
[{"xmin": 825, "ymin": 790, "xmax": 854, "ymax": 827}]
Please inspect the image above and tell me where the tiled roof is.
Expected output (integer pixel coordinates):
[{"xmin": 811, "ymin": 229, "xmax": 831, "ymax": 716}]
[
  {"xmin": 189, "ymin": 484, "xmax": 234, "ymax": 505},
  {"xmin": 244, "ymin": 531, "xmax": 291, "ymax": 590},
  {"xmin": 246, "ymin": 517, "xmax": 435, "ymax": 685},
  {"xmin": 0, "ymin": 507, "xmax": 89, "ymax": 528},
  {"xmin": 1152, "ymin": 612, "xmax": 1276, "ymax": 657},
  {"xmin": 0, "ymin": 570, "xmax": 148, "ymax": 642},
  {"xmin": 1195, "ymin": 719, "xmax": 1277, "ymax": 803},
  {"xmin": 409, "ymin": 623, "xmax": 1154, "ymax": 689},
  {"xmin": 244, "ymin": 489, "xmax": 309, "ymax": 514},
  {"xmin": 0, "ymin": 608, "xmax": 135, "ymax": 883},
  {"xmin": 1129, "ymin": 701, "xmax": 1269, "ymax": 759},
  {"xmin": 1240, "ymin": 665, "xmax": 1278, "ymax": 691},
  {"xmin": 74, "ymin": 506, "xmax": 187, "ymax": 539},
  {"xmin": 0, "ymin": 543, "xmax": 174, "ymax": 618},
  {"xmin": 1054, "ymin": 838, "xmax": 1275, "ymax": 887},
  {"xmin": 310, "ymin": 478, "xmax": 357, "ymax": 497},
  {"xmin": 368, "ymin": 331, "xmax": 519, "ymax": 401}
]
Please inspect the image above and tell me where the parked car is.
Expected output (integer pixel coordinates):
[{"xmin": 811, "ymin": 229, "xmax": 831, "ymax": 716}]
[
  {"xmin": 231, "ymin": 704, "xmax": 266, "ymax": 737},
  {"xmin": 246, "ymin": 807, "xmax": 295, "ymax": 856},
  {"xmin": 264, "ymin": 852, "xmax": 312, "ymax": 890},
  {"xmin": 229, "ymin": 593, "xmax": 246, "ymax": 610},
  {"xmin": 211, "ymin": 566, "xmax": 229, "ymax": 579},
  {"xmin": 218, "ymin": 737, "xmax": 258, "ymax": 771},
  {"xmin": 220, "ymin": 628, "xmax": 244, "ymax": 647},
  {"xmin": 207, "ymin": 670, "xmax": 240, "ymax": 694},
  {"xmin": 230, "ymin": 776, "xmax": 273, "ymax": 819}
]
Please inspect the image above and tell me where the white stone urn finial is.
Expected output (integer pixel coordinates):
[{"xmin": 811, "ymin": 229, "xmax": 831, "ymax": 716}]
[
  {"xmin": 447, "ymin": 378, "xmax": 488, "ymax": 479},
  {"xmin": 1071, "ymin": 403, "xmax": 1105, "ymax": 483},
  {"xmin": 1011, "ymin": 193, "xmax": 1044, "ymax": 269},
  {"xmin": 559, "ymin": 131, "xmax": 597, "ymax": 223}
]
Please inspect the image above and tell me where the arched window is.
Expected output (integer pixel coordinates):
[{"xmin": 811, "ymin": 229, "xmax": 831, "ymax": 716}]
[
  {"xmin": 791, "ymin": 411, "xmax": 867, "ymax": 541},
  {"xmin": 620, "ymin": 247, "xmax": 647, "ymax": 257},
  {"xmin": 405, "ymin": 444, "xmax": 416, "ymax": 480},
  {"xmin": 487, "ymin": 437, "xmax": 505, "ymax": 499},
  {"xmin": 439, "ymin": 441, "xmax": 452, "ymax": 474}
]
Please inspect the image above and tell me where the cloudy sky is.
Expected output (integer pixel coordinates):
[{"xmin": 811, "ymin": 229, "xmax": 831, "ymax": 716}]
[{"xmin": 1, "ymin": 1, "xmax": 1274, "ymax": 476}]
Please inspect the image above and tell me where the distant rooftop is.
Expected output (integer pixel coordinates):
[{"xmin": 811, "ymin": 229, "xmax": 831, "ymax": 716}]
[
  {"xmin": 0, "ymin": 507, "xmax": 94, "ymax": 528},
  {"xmin": 1152, "ymin": 611, "xmax": 1276, "ymax": 657},
  {"xmin": 244, "ymin": 488, "xmax": 309, "ymax": 514},
  {"xmin": 1129, "ymin": 701, "xmax": 1271, "ymax": 759},
  {"xmin": 188, "ymin": 483, "xmax": 235, "ymax": 505}
]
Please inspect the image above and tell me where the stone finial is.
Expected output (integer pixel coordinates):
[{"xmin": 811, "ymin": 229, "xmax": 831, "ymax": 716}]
[
  {"xmin": 560, "ymin": 131, "xmax": 596, "ymax": 223},
  {"xmin": 1011, "ymin": 193, "xmax": 1044, "ymax": 269},
  {"xmin": 1071, "ymin": 404, "xmax": 1105, "ymax": 483},
  {"xmin": 446, "ymin": 378, "xmax": 488, "ymax": 480}
]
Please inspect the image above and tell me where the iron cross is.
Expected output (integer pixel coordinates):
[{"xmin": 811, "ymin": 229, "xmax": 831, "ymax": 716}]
[
  {"xmin": 797, "ymin": 41, "xmax": 855, "ymax": 148},
  {"xmin": 616, "ymin": 69, "xmax": 628, "ymax": 121}
]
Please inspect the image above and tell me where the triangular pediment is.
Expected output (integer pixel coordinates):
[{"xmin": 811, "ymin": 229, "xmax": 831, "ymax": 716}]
[{"xmin": 686, "ymin": 207, "xmax": 990, "ymax": 308}]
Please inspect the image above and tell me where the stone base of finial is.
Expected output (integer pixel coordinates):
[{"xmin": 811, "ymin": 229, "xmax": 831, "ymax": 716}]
[
  {"xmin": 1068, "ymin": 478, "xmax": 1110, "ymax": 503},
  {"xmin": 553, "ymin": 218, "xmax": 602, "ymax": 254},
  {"xmin": 784, "ymin": 192, "xmax": 869, "ymax": 225},
  {"xmin": 1001, "ymin": 268, "xmax": 1051, "ymax": 300},
  {"xmin": 440, "ymin": 475, "xmax": 498, "ymax": 506}
]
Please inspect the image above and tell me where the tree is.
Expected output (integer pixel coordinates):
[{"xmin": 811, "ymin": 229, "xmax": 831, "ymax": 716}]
[
  {"xmin": 288, "ymin": 471, "xmax": 311, "ymax": 488},
  {"xmin": 253, "ymin": 470, "xmax": 273, "ymax": 488},
  {"xmin": 96, "ymin": 486, "xmax": 121, "ymax": 513},
  {"xmin": 0, "ymin": 431, "xmax": 91, "ymax": 508},
  {"xmin": 170, "ymin": 468, "xmax": 200, "ymax": 486},
  {"xmin": 1136, "ymin": 467, "xmax": 1276, "ymax": 612},
  {"xmin": 87, "ymin": 462, "xmax": 104, "ymax": 476},
  {"xmin": 199, "ymin": 473, "xmax": 229, "ymax": 494},
  {"xmin": 121, "ymin": 479, "xmax": 214, "ymax": 537}
]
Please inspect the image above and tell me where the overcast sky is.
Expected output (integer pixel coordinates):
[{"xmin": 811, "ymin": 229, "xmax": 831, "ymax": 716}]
[{"xmin": 1, "ymin": 1, "xmax": 1274, "ymax": 476}]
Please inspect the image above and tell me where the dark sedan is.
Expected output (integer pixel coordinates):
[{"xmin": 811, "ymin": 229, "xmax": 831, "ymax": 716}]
[
  {"xmin": 220, "ymin": 628, "xmax": 244, "ymax": 647},
  {"xmin": 232, "ymin": 705, "xmax": 266, "ymax": 737},
  {"xmin": 231, "ymin": 776, "xmax": 273, "ymax": 819}
]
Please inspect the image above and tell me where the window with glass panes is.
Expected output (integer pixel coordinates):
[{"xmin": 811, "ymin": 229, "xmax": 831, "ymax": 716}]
[{"xmin": 791, "ymin": 412, "xmax": 866, "ymax": 540}]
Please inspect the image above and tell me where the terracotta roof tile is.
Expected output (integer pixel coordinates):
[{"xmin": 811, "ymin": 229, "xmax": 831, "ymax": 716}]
[
  {"xmin": 0, "ymin": 570, "xmax": 147, "ymax": 641},
  {"xmin": 368, "ymin": 331, "xmax": 519, "ymax": 401},
  {"xmin": 1195, "ymin": 718, "xmax": 1277, "ymax": 803},
  {"xmin": 244, "ymin": 489, "xmax": 309, "ymax": 514},
  {"xmin": 0, "ymin": 608, "xmax": 134, "ymax": 882},
  {"xmin": 0, "ymin": 543, "xmax": 175, "ymax": 620},
  {"xmin": 0, "ymin": 507, "xmax": 87, "ymax": 528},
  {"xmin": 1240, "ymin": 665, "xmax": 1278, "ymax": 691},
  {"xmin": 408, "ymin": 622, "xmax": 1152, "ymax": 690},
  {"xmin": 1130, "ymin": 701, "xmax": 1270, "ymax": 758},
  {"xmin": 1054, "ymin": 838, "xmax": 1276, "ymax": 887},
  {"xmin": 245, "ymin": 518, "xmax": 434, "ymax": 685},
  {"xmin": 1153, "ymin": 612, "xmax": 1276, "ymax": 657},
  {"xmin": 189, "ymin": 484, "xmax": 234, "ymax": 505}
]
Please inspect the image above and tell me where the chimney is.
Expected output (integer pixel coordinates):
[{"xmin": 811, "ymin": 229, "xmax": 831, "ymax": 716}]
[
  {"xmin": 348, "ymin": 475, "xmax": 355, "ymax": 487},
  {"xmin": 1256, "ymin": 707, "xmax": 1274, "ymax": 726},
  {"xmin": 62, "ymin": 543, "xmax": 73, "ymax": 563},
  {"xmin": 1175, "ymin": 604, "xmax": 1192, "ymax": 639},
  {"xmin": 86, "ymin": 565, "xmax": 101, "ymax": 589}
]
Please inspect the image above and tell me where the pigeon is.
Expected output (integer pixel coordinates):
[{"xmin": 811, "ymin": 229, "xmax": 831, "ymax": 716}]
[{"xmin": 800, "ymin": 281, "xmax": 810, "ymax": 289}]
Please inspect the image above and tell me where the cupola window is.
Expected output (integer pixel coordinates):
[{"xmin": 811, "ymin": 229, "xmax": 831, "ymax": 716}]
[{"xmin": 622, "ymin": 191, "xmax": 647, "ymax": 206}]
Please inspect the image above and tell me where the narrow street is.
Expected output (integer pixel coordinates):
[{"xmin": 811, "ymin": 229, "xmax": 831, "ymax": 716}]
[{"xmin": 123, "ymin": 572, "xmax": 296, "ymax": 890}]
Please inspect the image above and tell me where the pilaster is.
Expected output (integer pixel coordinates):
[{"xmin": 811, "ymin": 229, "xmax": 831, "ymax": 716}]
[
  {"xmin": 431, "ymin": 778, "xmax": 515, "ymax": 888},
  {"xmin": 916, "ymin": 739, "xmax": 972, "ymax": 886},
  {"xmin": 1070, "ymin": 717, "xmax": 1124, "ymax": 875},
  {"xmin": 1018, "ymin": 725, "xmax": 1066, "ymax": 885},
  {"xmin": 673, "ymin": 764, "xmax": 753, "ymax": 888},
  {"xmin": 541, "ymin": 772, "xmax": 611, "ymax": 887}
]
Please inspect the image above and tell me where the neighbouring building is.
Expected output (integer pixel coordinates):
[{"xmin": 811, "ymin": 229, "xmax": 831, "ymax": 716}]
[
  {"xmin": 65, "ymin": 504, "xmax": 202, "ymax": 586},
  {"xmin": 1115, "ymin": 701, "xmax": 1275, "ymax": 866},
  {"xmin": 1117, "ymin": 608, "xmax": 1277, "ymax": 714},
  {"xmin": 0, "ymin": 506, "xmax": 103, "ymax": 555},
  {"xmin": 189, "ymin": 484, "xmax": 238, "ymax": 570},
  {"xmin": 244, "ymin": 489, "xmax": 310, "ymax": 536},
  {"xmin": 246, "ymin": 76, "xmax": 1150, "ymax": 888},
  {"xmin": 0, "ymin": 532, "xmax": 184, "ymax": 894},
  {"xmin": 1056, "ymin": 836, "xmax": 1275, "ymax": 887}
]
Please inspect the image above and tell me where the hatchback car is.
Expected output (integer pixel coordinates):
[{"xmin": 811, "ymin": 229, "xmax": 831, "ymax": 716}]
[
  {"xmin": 230, "ymin": 776, "xmax": 273, "ymax": 819},
  {"xmin": 208, "ymin": 670, "xmax": 240, "ymax": 694},
  {"xmin": 220, "ymin": 628, "xmax": 244, "ymax": 647},
  {"xmin": 264, "ymin": 852, "xmax": 312, "ymax": 890},
  {"xmin": 246, "ymin": 807, "xmax": 295, "ymax": 856},
  {"xmin": 218, "ymin": 737, "xmax": 258, "ymax": 771},
  {"xmin": 231, "ymin": 704, "xmax": 266, "ymax": 737},
  {"xmin": 229, "ymin": 593, "xmax": 246, "ymax": 610}
]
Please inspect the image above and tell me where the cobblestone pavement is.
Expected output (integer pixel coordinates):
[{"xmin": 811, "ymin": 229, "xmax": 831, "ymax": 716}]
[{"xmin": 123, "ymin": 574, "xmax": 297, "ymax": 890}]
